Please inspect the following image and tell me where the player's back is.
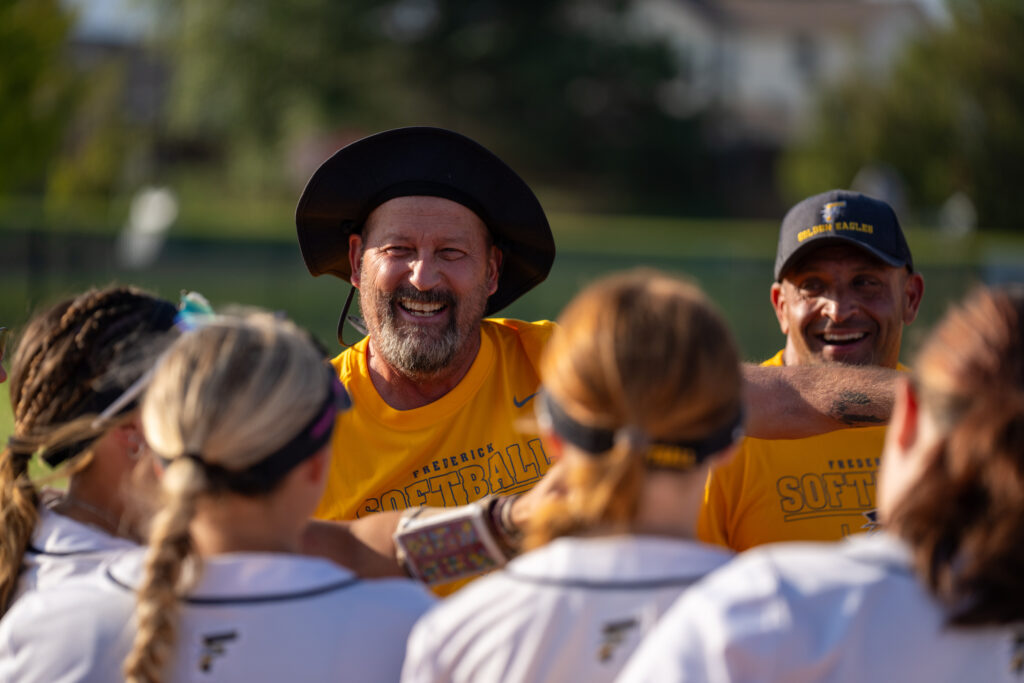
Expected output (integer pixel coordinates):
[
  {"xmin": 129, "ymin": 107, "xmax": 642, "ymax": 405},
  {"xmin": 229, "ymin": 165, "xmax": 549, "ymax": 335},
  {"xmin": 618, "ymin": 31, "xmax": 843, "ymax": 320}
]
[
  {"xmin": 14, "ymin": 505, "xmax": 137, "ymax": 606},
  {"xmin": 619, "ymin": 533, "xmax": 1021, "ymax": 683},
  {"xmin": 0, "ymin": 549, "xmax": 435, "ymax": 682},
  {"xmin": 401, "ymin": 535, "xmax": 732, "ymax": 683}
]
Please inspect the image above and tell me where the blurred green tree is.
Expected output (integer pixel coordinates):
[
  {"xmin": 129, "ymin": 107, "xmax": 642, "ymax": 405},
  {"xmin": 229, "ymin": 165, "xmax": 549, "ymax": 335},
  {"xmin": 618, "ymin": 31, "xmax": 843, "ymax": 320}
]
[
  {"xmin": 399, "ymin": 0, "xmax": 711, "ymax": 211},
  {"xmin": 0, "ymin": 0, "xmax": 75, "ymax": 194},
  {"xmin": 782, "ymin": 0, "xmax": 1024, "ymax": 229},
  {"xmin": 152, "ymin": 0, "xmax": 714, "ymax": 212}
]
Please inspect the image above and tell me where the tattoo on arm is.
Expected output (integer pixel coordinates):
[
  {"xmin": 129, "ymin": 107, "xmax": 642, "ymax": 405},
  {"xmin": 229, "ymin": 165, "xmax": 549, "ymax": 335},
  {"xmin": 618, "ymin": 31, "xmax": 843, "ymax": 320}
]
[{"xmin": 830, "ymin": 390, "xmax": 886, "ymax": 426}]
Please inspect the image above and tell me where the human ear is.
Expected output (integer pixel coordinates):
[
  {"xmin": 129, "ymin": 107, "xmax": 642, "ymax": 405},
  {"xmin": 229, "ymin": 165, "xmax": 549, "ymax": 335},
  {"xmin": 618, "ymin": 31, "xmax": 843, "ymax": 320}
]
[
  {"xmin": 486, "ymin": 245, "xmax": 502, "ymax": 297},
  {"xmin": 770, "ymin": 282, "xmax": 789, "ymax": 335},
  {"xmin": 902, "ymin": 272, "xmax": 925, "ymax": 325},
  {"xmin": 348, "ymin": 234, "xmax": 365, "ymax": 289},
  {"xmin": 890, "ymin": 375, "xmax": 919, "ymax": 452},
  {"xmin": 541, "ymin": 428, "xmax": 565, "ymax": 462},
  {"xmin": 303, "ymin": 448, "xmax": 330, "ymax": 485},
  {"xmin": 110, "ymin": 418, "xmax": 144, "ymax": 459}
]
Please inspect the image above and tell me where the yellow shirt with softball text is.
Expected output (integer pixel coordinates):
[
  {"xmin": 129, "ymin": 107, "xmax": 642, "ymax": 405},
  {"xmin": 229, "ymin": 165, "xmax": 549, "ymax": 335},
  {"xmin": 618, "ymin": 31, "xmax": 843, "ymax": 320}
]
[
  {"xmin": 698, "ymin": 350, "xmax": 905, "ymax": 551},
  {"xmin": 315, "ymin": 318, "xmax": 554, "ymax": 522}
]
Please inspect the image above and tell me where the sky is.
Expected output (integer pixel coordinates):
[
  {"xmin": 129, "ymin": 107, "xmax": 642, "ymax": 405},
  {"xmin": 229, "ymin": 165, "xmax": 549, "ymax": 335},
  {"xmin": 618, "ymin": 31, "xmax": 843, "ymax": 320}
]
[
  {"xmin": 62, "ymin": 0, "xmax": 950, "ymax": 43},
  {"xmin": 62, "ymin": 0, "xmax": 155, "ymax": 42}
]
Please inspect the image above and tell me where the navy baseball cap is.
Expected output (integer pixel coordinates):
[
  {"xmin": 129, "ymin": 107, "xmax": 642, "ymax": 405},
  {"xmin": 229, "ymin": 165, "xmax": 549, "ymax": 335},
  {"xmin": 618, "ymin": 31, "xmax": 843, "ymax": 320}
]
[
  {"xmin": 774, "ymin": 189, "xmax": 913, "ymax": 281},
  {"xmin": 295, "ymin": 126, "xmax": 555, "ymax": 319}
]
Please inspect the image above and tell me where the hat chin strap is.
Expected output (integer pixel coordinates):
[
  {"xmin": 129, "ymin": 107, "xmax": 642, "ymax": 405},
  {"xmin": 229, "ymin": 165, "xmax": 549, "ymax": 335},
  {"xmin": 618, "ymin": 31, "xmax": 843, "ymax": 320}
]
[{"xmin": 337, "ymin": 286, "xmax": 368, "ymax": 347}]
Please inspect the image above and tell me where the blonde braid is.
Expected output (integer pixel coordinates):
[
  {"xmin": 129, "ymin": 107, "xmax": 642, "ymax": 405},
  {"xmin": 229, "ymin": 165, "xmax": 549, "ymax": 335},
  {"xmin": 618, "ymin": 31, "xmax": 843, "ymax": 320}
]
[
  {"xmin": 123, "ymin": 313, "xmax": 332, "ymax": 680},
  {"xmin": 123, "ymin": 458, "xmax": 206, "ymax": 683}
]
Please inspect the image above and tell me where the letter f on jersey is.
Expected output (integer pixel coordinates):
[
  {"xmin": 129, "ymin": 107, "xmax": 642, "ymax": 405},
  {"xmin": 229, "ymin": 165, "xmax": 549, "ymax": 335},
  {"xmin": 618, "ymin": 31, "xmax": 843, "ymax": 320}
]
[{"xmin": 199, "ymin": 631, "xmax": 238, "ymax": 673}]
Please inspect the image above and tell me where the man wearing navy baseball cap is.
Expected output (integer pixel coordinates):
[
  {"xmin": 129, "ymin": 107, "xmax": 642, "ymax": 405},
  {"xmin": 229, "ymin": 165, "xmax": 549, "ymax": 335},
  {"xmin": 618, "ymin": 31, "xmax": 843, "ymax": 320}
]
[
  {"xmin": 772, "ymin": 189, "xmax": 921, "ymax": 367},
  {"xmin": 700, "ymin": 189, "xmax": 925, "ymax": 551}
]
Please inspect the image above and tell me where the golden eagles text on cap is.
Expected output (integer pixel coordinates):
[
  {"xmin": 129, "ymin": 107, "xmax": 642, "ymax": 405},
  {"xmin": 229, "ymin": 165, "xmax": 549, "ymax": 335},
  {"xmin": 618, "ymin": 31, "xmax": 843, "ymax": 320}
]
[{"xmin": 798, "ymin": 222, "xmax": 874, "ymax": 243}]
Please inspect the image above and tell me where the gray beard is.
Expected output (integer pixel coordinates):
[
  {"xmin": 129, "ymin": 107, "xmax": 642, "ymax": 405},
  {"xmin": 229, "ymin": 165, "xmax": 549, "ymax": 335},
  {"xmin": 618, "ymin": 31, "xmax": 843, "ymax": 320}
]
[{"xmin": 370, "ymin": 286, "xmax": 466, "ymax": 379}]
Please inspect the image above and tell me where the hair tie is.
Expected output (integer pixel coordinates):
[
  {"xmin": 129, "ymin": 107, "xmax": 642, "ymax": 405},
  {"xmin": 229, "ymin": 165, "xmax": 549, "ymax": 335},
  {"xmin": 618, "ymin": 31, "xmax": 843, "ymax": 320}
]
[
  {"xmin": 614, "ymin": 425, "xmax": 649, "ymax": 452},
  {"xmin": 156, "ymin": 452, "xmax": 205, "ymax": 471}
]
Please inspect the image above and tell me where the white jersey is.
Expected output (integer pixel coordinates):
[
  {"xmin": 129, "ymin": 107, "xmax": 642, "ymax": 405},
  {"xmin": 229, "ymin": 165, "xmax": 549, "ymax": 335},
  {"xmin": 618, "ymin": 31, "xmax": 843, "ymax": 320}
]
[
  {"xmin": 15, "ymin": 505, "xmax": 136, "ymax": 603},
  {"xmin": 0, "ymin": 549, "xmax": 436, "ymax": 683},
  {"xmin": 619, "ymin": 532, "xmax": 1024, "ymax": 683},
  {"xmin": 401, "ymin": 535, "xmax": 733, "ymax": 683}
]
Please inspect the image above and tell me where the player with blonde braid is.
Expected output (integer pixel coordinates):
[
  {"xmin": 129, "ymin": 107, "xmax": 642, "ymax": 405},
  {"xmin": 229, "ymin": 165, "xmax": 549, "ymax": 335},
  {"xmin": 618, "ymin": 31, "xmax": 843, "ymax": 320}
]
[
  {"xmin": 124, "ymin": 459, "xmax": 204, "ymax": 682},
  {"xmin": 402, "ymin": 269, "xmax": 744, "ymax": 683},
  {"xmin": 0, "ymin": 286, "xmax": 177, "ymax": 616},
  {"xmin": 0, "ymin": 312, "xmax": 435, "ymax": 683}
]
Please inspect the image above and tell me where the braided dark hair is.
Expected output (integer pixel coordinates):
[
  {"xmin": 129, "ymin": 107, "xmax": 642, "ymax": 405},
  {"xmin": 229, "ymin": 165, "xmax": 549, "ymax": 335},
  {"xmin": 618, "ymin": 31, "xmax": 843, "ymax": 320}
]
[{"xmin": 0, "ymin": 286, "xmax": 176, "ymax": 613}]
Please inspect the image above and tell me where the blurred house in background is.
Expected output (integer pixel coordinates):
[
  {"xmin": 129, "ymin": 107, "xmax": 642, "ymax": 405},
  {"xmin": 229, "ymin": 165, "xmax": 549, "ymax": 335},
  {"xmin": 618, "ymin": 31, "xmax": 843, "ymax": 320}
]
[
  {"xmin": 625, "ymin": 0, "xmax": 931, "ymax": 214},
  {"xmin": 633, "ymin": 0, "xmax": 930, "ymax": 145},
  {"xmin": 48, "ymin": 0, "xmax": 937, "ymax": 218}
]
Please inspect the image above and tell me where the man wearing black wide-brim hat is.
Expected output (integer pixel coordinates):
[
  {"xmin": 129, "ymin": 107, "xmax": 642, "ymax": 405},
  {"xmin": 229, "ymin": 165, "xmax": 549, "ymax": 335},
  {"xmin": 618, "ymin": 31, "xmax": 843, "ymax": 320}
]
[
  {"xmin": 296, "ymin": 127, "xmax": 556, "ymax": 558},
  {"xmin": 295, "ymin": 136, "xmax": 914, "ymax": 590}
]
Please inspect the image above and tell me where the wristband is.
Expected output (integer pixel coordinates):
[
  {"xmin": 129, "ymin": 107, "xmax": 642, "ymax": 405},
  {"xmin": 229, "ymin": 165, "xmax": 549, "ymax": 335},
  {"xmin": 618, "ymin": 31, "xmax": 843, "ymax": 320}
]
[
  {"xmin": 488, "ymin": 493, "xmax": 524, "ymax": 553},
  {"xmin": 393, "ymin": 498, "xmax": 512, "ymax": 587}
]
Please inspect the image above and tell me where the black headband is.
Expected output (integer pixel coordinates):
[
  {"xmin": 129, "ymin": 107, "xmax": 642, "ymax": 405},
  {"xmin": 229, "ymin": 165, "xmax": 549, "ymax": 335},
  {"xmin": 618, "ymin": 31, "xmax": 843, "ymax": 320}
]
[
  {"xmin": 539, "ymin": 391, "xmax": 744, "ymax": 470},
  {"xmin": 160, "ymin": 366, "xmax": 350, "ymax": 495},
  {"xmin": 40, "ymin": 386, "xmax": 130, "ymax": 467}
]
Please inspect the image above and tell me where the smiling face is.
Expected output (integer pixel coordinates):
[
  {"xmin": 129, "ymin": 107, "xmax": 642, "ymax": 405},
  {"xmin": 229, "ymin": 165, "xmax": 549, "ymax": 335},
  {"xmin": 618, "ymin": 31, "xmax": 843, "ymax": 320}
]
[
  {"xmin": 771, "ymin": 245, "xmax": 924, "ymax": 368},
  {"xmin": 349, "ymin": 196, "xmax": 501, "ymax": 380}
]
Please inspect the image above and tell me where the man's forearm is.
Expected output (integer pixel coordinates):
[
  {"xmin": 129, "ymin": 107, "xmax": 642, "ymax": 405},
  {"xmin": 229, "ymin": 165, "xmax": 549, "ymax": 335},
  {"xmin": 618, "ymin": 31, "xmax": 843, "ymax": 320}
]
[
  {"xmin": 303, "ymin": 513, "xmax": 405, "ymax": 578},
  {"xmin": 742, "ymin": 363, "xmax": 899, "ymax": 439}
]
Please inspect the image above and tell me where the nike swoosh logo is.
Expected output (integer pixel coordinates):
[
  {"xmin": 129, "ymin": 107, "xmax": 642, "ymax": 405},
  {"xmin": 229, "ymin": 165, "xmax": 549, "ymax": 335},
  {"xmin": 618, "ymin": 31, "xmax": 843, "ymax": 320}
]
[{"xmin": 513, "ymin": 392, "xmax": 538, "ymax": 408}]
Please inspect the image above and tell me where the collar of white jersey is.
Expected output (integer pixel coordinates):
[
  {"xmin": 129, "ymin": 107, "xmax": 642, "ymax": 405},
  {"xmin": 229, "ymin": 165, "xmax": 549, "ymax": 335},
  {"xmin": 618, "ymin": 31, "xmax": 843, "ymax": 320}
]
[
  {"xmin": 503, "ymin": 535, "xmax": 733, "ymax": 589},
  {"xmin": 105, "ymin": 549, "xmax": 360, "ymax": 604},
  {"xmin": 28, "ymin": 506, "xmax": 136, "ymax": 557},
  {"xmin": 839, "ymin": 531, "xmax": 916, "ymax": 576}
]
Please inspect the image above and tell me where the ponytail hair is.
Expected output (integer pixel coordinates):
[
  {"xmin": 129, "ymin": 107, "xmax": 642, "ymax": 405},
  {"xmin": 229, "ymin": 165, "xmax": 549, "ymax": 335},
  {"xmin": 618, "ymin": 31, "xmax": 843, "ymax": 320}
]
[
  {"xmin": 527, "ymin": 269, "xmax": 743, "ymax": 548},
  {"xmin": 0, "ymin": 287, "xmax": 176, "ymax": 614},
  {"xmin": 894, "ymin": 286, "xmax": 1024, "ymax": 626},
  {"xmin": 124, "ymin": 312, "xmax": 335, "ymax": 683},
  {"xmin": 0, "ymin": 438, "xmax": 40, "ymax": 613},
  {"xmin": 123, "ymin": 458, "xmax": 205, "ymax": 683}
]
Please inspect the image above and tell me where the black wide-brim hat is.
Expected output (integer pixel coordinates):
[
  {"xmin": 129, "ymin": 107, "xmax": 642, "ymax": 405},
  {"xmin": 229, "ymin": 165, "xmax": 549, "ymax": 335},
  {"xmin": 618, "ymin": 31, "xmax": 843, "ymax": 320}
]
[{"xmin": 296, "ymin": 126, "xmax": 555, "ymax": 321}]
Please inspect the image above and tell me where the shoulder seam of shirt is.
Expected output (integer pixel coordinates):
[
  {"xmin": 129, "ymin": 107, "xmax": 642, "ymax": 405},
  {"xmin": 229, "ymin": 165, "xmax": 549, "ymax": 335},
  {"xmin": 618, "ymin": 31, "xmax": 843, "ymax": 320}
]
[
  {"xmin": 104, "ymin": 566, "xmax": 362, "ymax": 605},
  {"xmin": 501, "ymin": 570, "xmax": 705, "ymax": 591}
]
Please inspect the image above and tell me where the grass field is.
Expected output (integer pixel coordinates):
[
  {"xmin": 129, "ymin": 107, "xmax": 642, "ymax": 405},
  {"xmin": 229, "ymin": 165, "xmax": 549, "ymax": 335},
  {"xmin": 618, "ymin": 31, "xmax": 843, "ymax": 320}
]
[
  {"xmin": 2, "ymin": 199, "xmax": 1017, "ymax": 449},
  {"xmin": 0, "ymin": 394, "xmax": 11, "ymax": 451}
]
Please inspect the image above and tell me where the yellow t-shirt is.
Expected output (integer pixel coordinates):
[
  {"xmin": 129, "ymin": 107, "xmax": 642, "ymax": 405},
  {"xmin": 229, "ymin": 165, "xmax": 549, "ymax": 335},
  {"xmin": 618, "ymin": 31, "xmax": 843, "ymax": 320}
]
[
  {"xmin": 315, "ymin": 318, "xmax": 555, "ymax": 521},
  {"xmin": 697, "ymin": 350, "xmax": 900, "ymax": 552}
]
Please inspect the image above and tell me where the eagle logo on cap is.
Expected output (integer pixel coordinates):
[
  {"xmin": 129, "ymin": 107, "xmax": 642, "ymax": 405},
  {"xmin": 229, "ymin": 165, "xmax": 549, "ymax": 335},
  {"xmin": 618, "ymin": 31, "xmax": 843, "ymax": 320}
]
[{"xmin": 822, "ymin": 201, "xmax": 846, "ymax": 223}]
